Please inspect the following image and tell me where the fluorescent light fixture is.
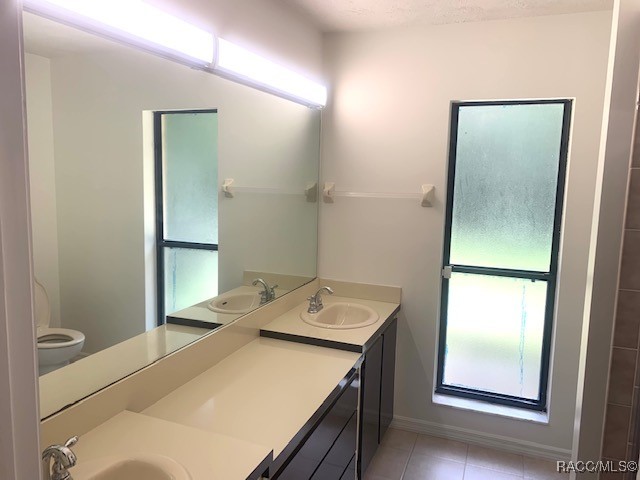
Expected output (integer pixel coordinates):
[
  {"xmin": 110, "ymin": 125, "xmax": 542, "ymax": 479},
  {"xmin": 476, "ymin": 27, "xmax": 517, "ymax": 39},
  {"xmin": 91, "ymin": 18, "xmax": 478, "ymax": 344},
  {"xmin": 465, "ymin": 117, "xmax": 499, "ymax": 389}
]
[
  {"xmin": 22, "ymin": 1, "xmax": 327, "ymax": 107},
  {"xmin": 22, "ymin": 0, "xmax": 214, "ymax": 64},
  {"xmin": 216, "ymin": 38, "xmax": 327, "ymax": 108}
]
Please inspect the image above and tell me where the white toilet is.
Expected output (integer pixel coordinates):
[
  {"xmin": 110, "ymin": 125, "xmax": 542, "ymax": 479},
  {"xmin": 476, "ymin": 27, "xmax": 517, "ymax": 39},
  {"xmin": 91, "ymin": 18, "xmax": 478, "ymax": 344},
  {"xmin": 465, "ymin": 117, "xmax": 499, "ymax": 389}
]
[{"xmin": 35, "ymin": 279, "xmax": 85, "ymax": 375}]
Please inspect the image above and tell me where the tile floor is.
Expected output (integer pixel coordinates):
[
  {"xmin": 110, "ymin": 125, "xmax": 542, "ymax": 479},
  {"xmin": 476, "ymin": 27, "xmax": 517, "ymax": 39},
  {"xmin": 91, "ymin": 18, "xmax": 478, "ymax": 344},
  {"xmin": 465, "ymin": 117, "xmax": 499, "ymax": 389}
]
[{"xmin": 364, "ymin": 429, "xmax": 569, "ymax": 480}]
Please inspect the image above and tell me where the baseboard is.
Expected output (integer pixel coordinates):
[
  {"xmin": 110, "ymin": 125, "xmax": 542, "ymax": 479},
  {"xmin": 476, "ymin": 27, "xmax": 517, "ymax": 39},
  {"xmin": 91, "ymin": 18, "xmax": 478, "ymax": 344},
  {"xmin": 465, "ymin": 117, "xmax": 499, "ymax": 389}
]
[{"xmin": 391, "ymin": 415, "xmax": 572, "ymax": 461}]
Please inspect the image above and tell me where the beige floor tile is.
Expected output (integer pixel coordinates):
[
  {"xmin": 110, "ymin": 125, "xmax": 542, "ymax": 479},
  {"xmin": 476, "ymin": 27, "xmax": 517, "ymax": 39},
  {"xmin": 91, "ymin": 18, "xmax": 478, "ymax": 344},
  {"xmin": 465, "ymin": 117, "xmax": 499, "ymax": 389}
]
[
  {"xmin": 523, "ymin": 456, "xmax": 569, "ymax": 479},
  {"xmin": 413, "ymin": 434, "xmax": 468, "ymax": 463},
  {"xmin": 464, "ymin": 465, "xmax": 524, "ymax": 480},
  {"xmin": 599, "ymin": 471, "xmax": 626, "ymax": 479},
  {"xmin": 466, "ymin": 445, "xmax": 524, "ymax": 476},
  {"xmin": 365, "ymin": 446, "xmax": 411, "ymax": 480},
  {"xmin": 381, "ymin": 427, "xmax": 418, "ymax": 452},
  {"xmin": 403, "ymin": 452, "xmax": 465, "ymax": 480}
]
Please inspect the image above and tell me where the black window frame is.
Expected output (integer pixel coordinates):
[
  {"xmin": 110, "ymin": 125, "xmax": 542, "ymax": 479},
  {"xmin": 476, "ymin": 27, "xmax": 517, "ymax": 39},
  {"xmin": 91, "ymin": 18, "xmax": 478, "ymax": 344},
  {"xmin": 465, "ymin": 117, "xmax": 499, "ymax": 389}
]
[
  {"xmin": 436, "ymin": 99, "xmax": 572, "ymax": 412},
  {"xmin": 154, "ymin": 109, "xmax": 219, "ymax": 326}
]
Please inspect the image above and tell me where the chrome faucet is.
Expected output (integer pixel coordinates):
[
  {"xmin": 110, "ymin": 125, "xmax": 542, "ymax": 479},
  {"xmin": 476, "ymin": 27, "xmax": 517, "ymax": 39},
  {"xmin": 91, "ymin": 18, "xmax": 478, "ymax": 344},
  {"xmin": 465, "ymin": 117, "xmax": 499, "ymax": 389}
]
[
  {"xmin": 307, "ymin": 286, "xmax": 333, "ymax": 314},
  {"xmin": 42, "ymin": 436, "xmax": 78, "ymax": 480},
  {"xmin": 252, "ymin": 278, "xmax": 278, "ymax": 304}
]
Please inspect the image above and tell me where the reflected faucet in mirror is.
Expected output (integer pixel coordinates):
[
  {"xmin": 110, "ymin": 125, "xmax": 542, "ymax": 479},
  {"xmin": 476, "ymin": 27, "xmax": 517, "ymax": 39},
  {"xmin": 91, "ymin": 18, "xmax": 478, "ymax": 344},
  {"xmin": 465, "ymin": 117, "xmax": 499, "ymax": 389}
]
[{"xmin": 252, "ymin": 278, "xmax": 278, "ymax": 304}]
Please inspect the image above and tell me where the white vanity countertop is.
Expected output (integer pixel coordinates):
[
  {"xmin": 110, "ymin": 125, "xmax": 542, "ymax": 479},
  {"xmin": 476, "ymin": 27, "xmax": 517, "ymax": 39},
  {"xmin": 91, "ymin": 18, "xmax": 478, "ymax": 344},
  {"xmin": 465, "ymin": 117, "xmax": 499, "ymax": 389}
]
[
  {"xmin": 40, "ymin": 324, "xmax": 210, "ymax": 418},
  {"xmin": 143, "ymin": 337, "xmax": 361, "ymax": 459},
  {"xmin": 71, "ymin": 411, "xmax": 272, "ymax": 480},
  {"xmin": 260, "ymin": 296, "xmax": 400, "ymax": 352}
]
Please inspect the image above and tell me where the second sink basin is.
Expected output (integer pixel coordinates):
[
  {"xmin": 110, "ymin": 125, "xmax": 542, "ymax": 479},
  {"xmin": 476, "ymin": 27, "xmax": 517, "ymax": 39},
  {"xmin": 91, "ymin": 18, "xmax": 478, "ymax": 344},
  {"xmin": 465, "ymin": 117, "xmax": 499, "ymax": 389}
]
[
  {"xmin": 207, "ymin": 292, "xmax": 261, "ymax": 314},
  {"xmin": 300, "ymin": 302, "xmax": 379, "ymax": 329},
  {"xmin": 71, "ymin": 453, "xmax": 191, "ymax": 480}
]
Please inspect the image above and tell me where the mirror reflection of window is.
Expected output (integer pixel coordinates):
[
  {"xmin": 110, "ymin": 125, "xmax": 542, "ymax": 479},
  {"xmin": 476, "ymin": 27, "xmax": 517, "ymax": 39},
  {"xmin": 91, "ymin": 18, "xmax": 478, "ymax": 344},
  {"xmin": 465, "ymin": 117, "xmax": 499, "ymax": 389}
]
[{"xmin": 155, "ymin": 110, "xmax": 219, "ymax": 324}]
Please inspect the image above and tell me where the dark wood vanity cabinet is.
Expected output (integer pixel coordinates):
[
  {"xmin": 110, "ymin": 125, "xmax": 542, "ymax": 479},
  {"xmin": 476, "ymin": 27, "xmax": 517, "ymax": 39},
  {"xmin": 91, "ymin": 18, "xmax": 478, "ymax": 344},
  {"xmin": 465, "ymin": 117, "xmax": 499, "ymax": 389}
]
[
  {"xmin": 380, "ymin": 319, "xmax": 397, "ymax": 440},
  {"xmin": 358, "ymin": 318, "xmax": 398, "ymax": 478},
  {"xmin": 272, "ymin": 371, "xmax": 359, "ymax": 480},
  {"xmin": 359, "ymin": 336, "xmax": 382, "ymax": 474},
  {"xmin": 267, "ymin": 316, "xmax": 398, "ymax": 480}
]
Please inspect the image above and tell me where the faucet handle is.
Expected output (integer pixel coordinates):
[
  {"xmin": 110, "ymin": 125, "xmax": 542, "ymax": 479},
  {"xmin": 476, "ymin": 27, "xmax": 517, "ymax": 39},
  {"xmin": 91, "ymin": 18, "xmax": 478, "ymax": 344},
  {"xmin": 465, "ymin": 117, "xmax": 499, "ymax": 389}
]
[
  {"xmin": 58, "ymin": 436, "xmax": 78, "ymax": 468},
  {"xmin": 65, "ymin": 436, "xmax": 78, "ymax": 448}
]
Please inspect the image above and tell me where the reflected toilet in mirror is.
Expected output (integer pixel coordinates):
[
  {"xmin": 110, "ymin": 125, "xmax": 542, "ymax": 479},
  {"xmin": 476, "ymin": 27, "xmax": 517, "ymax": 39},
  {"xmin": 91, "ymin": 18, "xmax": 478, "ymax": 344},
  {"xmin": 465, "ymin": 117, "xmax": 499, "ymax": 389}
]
[{"xmin": 35, "ymin": 278, "xmax": 85, "ymax": 375}]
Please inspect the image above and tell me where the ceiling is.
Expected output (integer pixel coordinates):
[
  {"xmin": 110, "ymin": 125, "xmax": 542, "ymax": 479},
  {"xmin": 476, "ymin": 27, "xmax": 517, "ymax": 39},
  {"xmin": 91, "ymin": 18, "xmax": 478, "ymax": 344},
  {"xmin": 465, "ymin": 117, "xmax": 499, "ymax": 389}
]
[
  {"xmin": 279, "ymin": 0, "xmax": 613, "ymax": 32},
  {"xmin": 22, "ymin": 1, "xmax": 614, "ymax": 57}
]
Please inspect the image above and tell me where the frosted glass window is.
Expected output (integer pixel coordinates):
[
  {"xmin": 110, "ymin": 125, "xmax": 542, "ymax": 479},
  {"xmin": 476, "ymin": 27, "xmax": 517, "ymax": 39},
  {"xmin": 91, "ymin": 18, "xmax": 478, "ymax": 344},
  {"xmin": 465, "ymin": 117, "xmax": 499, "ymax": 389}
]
[
  {"xmin": 443, "ymin": 273, "xmax": 546, "ymax": 400},
  {"xmin": 450, "ymin": 103, "xmax": 564, "ymax": 272},
  {"xmin": 162, "ymin": 112, "xmax": 218, "ymax": 244},
  {"xmin": 438, "ymin": 100, "xmax": 570, "ymax": 410},
  {"xmin": 164, "ymin": 248, "xmax": 218, "ymax": 316}
]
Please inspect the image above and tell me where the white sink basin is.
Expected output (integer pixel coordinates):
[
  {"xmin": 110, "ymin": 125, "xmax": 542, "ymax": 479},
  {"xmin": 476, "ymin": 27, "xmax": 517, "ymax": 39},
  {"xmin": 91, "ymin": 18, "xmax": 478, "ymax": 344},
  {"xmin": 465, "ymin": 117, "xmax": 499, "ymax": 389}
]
[
  {"xmin": 207, "ymin": 292, "xmax": 261, "ymax": 314},
  {"xmin": 71, "ymin": 453, "xmax": 191, "ymax": 480},
  {"xmin": 300, "ymin": 302, "xmax": 379, "ymax": 329}
]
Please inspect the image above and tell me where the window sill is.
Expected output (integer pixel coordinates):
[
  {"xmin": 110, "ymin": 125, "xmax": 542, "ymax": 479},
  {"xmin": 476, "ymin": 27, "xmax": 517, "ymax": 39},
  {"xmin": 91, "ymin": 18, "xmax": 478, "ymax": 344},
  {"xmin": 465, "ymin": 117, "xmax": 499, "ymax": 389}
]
[{"xmin": 432, "ymin": 393, "xmax": 549, "ymax": 424}]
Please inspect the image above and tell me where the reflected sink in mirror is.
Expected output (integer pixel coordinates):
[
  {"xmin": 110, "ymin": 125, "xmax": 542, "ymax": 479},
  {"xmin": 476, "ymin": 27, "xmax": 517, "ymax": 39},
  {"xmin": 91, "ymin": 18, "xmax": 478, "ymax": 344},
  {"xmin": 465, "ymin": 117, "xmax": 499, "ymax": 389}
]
[
  {"xmin": 301, "ymin": 302, "xmax": 379, "ymax": 329},
  {"xmin": 165, "ymin": 284, "xmax": 291, "ymax": 332},
  {"xmin": 71, "ymin": 453, "xmax": 191, "ymax": 480},
  {"xmin": 207, "ymin": 292, "xmax": 262, "ymax": 314}
]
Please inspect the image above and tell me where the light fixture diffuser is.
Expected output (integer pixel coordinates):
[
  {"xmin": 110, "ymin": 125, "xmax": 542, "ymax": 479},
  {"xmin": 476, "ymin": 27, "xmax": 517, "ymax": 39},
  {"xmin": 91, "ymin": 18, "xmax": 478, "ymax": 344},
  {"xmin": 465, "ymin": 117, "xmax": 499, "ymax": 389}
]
[
  {"xmin": 216, "ymin": 38, "xmax": 327, "ymax": 108},
  {"xmin": 22, "ymin": 0, "xmax": 215, "ymax": 65}
]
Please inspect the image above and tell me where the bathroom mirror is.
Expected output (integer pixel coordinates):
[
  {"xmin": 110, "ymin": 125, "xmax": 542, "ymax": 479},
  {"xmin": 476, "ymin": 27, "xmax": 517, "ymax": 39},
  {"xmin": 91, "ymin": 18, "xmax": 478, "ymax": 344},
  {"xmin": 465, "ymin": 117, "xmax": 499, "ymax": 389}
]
[{"xmin": 23, "ymin": 12, "xmax": 320, "ymax": 418}]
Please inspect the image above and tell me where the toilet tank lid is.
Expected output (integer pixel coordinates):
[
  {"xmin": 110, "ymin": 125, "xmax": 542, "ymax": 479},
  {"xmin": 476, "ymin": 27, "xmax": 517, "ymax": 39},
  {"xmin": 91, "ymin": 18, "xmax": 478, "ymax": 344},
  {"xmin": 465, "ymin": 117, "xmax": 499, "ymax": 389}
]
[{"xmin": 34, "ymin": 278, "xmax": 51, "ymax": 328}]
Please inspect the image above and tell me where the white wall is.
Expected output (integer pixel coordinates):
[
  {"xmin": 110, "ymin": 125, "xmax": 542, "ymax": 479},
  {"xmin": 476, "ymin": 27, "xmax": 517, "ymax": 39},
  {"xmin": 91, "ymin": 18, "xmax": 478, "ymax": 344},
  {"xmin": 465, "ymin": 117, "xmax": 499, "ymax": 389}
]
[
  {"xmin": 319, "ymin": 11, "xmax": 612, "ymax": 453},
  {"xmin": 217, "ymin": 101, "xmax": 320, "ymax": 292},
  {"xmin": 25, "ymin": 54, "xmax": 61, "ymax": 329}
]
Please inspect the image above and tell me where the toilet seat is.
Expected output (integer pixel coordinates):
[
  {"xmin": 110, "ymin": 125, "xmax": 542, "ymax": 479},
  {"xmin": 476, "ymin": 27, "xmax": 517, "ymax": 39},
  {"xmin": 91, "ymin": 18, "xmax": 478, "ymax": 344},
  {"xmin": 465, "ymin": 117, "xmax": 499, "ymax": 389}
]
[
  {"xmin": 34, "ymin": 278, "xmax": 85, "ymax": 350},
  {"xmin": 34, "ymin": 278, "xmax": 85, "ymax": 374},
  {"xmin": 37, "ymin": 327, "xmax": 85, "ymax": 349}
]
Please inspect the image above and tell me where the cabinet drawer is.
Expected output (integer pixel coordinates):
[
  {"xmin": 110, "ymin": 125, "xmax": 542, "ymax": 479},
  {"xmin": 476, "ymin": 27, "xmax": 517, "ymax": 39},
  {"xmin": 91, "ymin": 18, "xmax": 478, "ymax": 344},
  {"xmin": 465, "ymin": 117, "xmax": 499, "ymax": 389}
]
[
  {"xmin": 321, "ymin": 412, "xmax": 357, "ymax": 471},
  {"xmin": 340, "ymin": 455, "xmax": 355, "ymax": 480},
  {"xmin": 275, "ymin": 375, "xmax": 358, "ymax": 480},
  {"xmin": 310, "ymin": 462, "xmax": 346, "ymax": 480},
  {"xmin": 311, "ymin": 413, "xmax": 357, "ymax": 479}
]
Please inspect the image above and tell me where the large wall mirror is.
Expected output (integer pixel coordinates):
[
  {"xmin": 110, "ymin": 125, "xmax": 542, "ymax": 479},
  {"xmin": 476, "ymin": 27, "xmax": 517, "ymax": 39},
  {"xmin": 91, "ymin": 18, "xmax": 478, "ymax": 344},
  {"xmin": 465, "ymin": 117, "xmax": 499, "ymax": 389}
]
[{"xmin": 23, "ymin": 12, "xmax": 320, "ymax": 418}]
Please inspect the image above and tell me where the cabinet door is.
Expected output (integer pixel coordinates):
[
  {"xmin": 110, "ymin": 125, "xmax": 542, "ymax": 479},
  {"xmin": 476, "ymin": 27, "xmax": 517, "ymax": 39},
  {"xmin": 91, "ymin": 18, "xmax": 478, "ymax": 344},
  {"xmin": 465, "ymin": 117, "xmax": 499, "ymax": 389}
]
[
  {"xmin": 380, "ymin": 319, "xmax": 397, "ymax": 442},
  {"xmin": 358, "ymin": 336, "xmax": 382, "ymax": 477}
]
